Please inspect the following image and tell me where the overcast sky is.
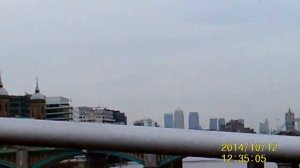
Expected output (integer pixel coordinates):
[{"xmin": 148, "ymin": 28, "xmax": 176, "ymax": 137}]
[{"xmin": 1, "ymin": 0, "xmax": 300, "ymax": 130}]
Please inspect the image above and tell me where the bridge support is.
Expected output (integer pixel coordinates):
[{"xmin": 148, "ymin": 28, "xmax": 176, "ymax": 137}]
[
  {"xmin": 277, "ymin": 163, "xmax": 299, "ymax": 168},
  {"xmin": 144, "ymin": 154, "xmax": 157, "ymax": 168},
  {"xmin": 247, "ymin": 162, "xmax": 264, "ymax": 168},
  {"xmin": 16, "ymin": 146, "xmax": 28, "ymax": 168}
]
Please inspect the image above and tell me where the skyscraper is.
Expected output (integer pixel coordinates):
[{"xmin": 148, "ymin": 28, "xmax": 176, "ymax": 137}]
[
  {"xmin": 259, "ymin": 119, "xmax": 269, "ymax": 134},
  {"xmin": 209, "ymin": 118, "xmax": 218, "ymax": 131},
  {"xmin": 285, "ymin": 108, "xmax": 295, "ymax": 132},
  {"xmin": 189, "ymin": 112, "xmax": 200, "ymax": 130},
  {"xmin": 218, "ymin": 118, "xmax": 225, "ymax": 131},
  {"xmin": 164, "ymin": 113, "xmax": 173, "ymax": 128},
  {"xmin": 174, "ymin": 109, "xmax": 184, "ymax": 129}
]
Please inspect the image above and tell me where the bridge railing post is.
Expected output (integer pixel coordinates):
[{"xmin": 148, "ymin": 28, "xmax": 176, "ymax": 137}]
[
  {"xmin": 16, "ymin": 146, "xmax": 28, "ymax": 168},
  {"xmin": 144, "ymin": 154, "xmax": 157, "ymax": 168}
]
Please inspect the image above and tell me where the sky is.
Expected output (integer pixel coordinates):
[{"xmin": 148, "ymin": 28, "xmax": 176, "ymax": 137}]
[{"xmin": 1, "ymin": 0, "xmax": 300, "ymax": 131}]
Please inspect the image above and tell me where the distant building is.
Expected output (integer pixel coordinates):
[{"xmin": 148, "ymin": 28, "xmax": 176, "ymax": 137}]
[
  {"xmin": 259, "ymin": 119, "xmax": 270, "ymax": 134},
  {"xmin": 94, "ymin": 107, "xmax": 115, "ymax": 123},
  {"xmin": 218, "ymin": 118, "xmax": 226, "ymax": 131},
  {"xmin": 112, "ymin": 110, "xmax": 127, "ymax": 125},
  {"xmin": 285, "ymin": 108, "xmax": 295, "ymax": 132},
  {"xmin": 164, "ymin": 113, "xmax": 173, "ymax": 128},
  {"xmin": 73, "ymin": 106, "xmax": 94, "ymax": 122},
  {"xmin": 0, "ymin": 74, "xmax": 46, "ymax": 119},
  {"xmin": 9, "ymin": 95, "xmax": 31, "ymax": 118},
  {"xmin": 46, "ymin": 96, "xmax": 73, "ymax": 121},
  {"xmin": 209, "ymin": 118, "xmax": 218, "ymax": 131},
  {"xmin": 29, "ymin": 78, "xmax": 46, "ymax": 119},
  {"xmin": 174, "ymin": 109, "xmax": 184, "ymax": 129},
  {"xmin": 73, "ymin": 106, "xmax": 127, "ymax": 124},
  {"xmin": 189, "ymin": 112, "xmax": 200, "ymax": 130},
  {"xmin": 134, "ymin": 118, "xmax": 159, "ymax": 127},
  {"xmin": 224, "ymin": 119, "xmax": 255, "ymax": 133}
]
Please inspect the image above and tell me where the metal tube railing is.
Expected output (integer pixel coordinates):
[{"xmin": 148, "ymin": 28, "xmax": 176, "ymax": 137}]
[{"xmin": 0, "ymin": 118, "xmax": 299, "ymax": 163}]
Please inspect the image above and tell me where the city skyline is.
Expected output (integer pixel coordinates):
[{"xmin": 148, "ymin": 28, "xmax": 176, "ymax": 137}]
[
  {"xmin": 2, "ymin": 1, "xmax": 300, "ymax": 130},
  {"xmin": 0, "ymin": 71, "xmax": 298, "ymax": 130}
]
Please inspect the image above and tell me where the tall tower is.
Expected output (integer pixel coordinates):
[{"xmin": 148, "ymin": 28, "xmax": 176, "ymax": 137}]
[
  {"xmin": 189, "ymin": 112, "xmax": 200, "ymax": 130},
  {"xmin": 174, "ymin": 109, "xmax": 184, "ymax": 129},
  {"xmin": 0, "ymin": 73, "xmax": 9, "ymax": 117},
  {"xmin": 30, "ymin": 78, "xmax": 46, "ymax": 119},
  {"xmin": 285, "ymin": 108, "xmax": 295, "ymax": 132},
  {"xmin": 164, "ymin": 113, "xmax": 173, "ymax": 128}
]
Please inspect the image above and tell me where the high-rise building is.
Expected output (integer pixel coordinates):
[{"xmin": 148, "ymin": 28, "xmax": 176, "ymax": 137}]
[
  {"xmin": 174, "ymin": 109, "xmax": 184, "ymax": 129},
  {"xmin": 209, "ymin": 118, "xmax": 218, "ymax": 131},
  {"xmin": 218, "ymin": 118, "xmax": 225, "ymax": 131},
  {"xmin": 164, "ymin": 113, "xmax": 173, "ymax": 128},
  {"xmin": 259, "ymin": 119, "xmax": 269, "ymax": 134},
  {"xmin": 285, "ymin": 108, "xmax": 295, "ymax": 132},
  {"xmin": 189, "ymin": 112, "xmax": 200, "ymax": 130},
  {"xmin": 46, "ymin": 96, "xmax": 73, "ymax": 121}
]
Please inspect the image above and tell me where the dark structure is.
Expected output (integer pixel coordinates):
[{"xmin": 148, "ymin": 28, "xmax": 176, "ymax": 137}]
[
  {"xmin": 285, "ymin": 108, "xmax": 295, "ymax": 132},
  {"xmin": 188, "ymin": 112, "xmax": 200, "ymax": 130},
  {"xmin": 9, "ymin": 95, "xmax": 31, "ymax": 117},
  {"xmin": 218, "ymin": 118, "xmax": 226, "ymax": 131},
  {"xmin": 224, "ymin": 119, "xmax": 255, "ymax": 133},
  {"xmin": 111, "ymin": 110, "xmax": 127, "ymax": 125},
  {"xmin": 134, "ymin": 119, "xmax": 159, "ymax": 127}
]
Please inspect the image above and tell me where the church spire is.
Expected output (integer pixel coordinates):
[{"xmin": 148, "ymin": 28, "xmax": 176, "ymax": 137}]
[
  {"xmin": 35, "ymin": 77, "xmax": 40, "ymax": 93},
  {"xmin": 0, "ymin": 72, "xmax": 3, "ymax": 88},
  {"xmin": 0, "ymin": 72, "xmax": 8, "ymax": 96}
]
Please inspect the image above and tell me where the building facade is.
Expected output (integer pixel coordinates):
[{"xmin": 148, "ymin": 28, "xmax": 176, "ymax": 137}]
[
  {"xmin": 29, "ymin": 79, "xmax": 46, "ymax": 119},
  {"xmin": 164, "ymin": 113, "xmax": 173, "ymax": 128},
  {"xmin": 285, "ymin": 108, "xmax": 295, "ymax": 132},
  {"xmin": 73, "ymin": 106, "xmax": 127, "ymax": 124},
  {"xmin": 112, "ymin": 110, "xmax": 127, "ymax": 125},
  {"xmin": 46, "ymin": 96, "xmax": 73, "ymax": 121},
  {"xmin": 174, "ymin": 109, "xmax": 184, "ymax": 129},
  {"xmin": 259, "ymin": 119, "xmax": 270, "ymax": 134},
  {"xmin": 209, "ymin": 118, "xmax": 218, "ymax": 131},
  {"xmin": 9, "ymin": 95, "xmax": 31, "ymax": 117},
  {"xmin": 188, "ymin": 112, "xmax": 200, "ymax": 130},
  {"xmin": 218, "ymin": 118, "xmax": 226, "ymax": 131},
  {"xmin": 73, "ymin": 106, "xmax": 94, "ymax": 122}
]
